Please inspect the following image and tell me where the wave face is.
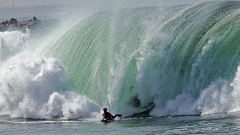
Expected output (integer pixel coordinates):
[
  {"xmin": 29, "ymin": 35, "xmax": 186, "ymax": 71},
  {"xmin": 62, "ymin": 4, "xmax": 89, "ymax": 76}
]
[
  {"xmin": 42, "ymin": 1, "xmax": 240, "ymax": 116},
  {"xmin": 0, "ymin": 29, "xmax": 100, "ymax": 119}
]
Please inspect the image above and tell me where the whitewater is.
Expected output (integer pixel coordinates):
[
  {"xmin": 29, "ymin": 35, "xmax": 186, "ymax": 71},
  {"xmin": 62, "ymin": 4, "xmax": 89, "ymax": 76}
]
[
  {"xmin": 2, "ymin": 1, "xmax": 240, "ymax": 134},
  {"xmin": 42, "ymin": 1, "xmax": 240, "ymax": 117}
]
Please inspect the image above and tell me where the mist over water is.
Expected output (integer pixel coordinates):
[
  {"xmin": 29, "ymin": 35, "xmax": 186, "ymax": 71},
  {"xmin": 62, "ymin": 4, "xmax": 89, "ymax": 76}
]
[
  {"xmin": 0, "ymin": 31, "xmax": 101, "ymax": 119},
  {"xmin": 1, "ymin": 1, "xmax": 240, "ymax": 120},
  {"xmin": 0, "ymin": 7, "xmax": 102, "ymax": 119}
]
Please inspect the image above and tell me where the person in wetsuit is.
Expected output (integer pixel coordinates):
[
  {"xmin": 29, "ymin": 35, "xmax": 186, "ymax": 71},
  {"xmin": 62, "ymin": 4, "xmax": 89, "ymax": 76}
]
[{"xmin": 102, "ymin": 108, "xmax": 122, "ymax": 120}]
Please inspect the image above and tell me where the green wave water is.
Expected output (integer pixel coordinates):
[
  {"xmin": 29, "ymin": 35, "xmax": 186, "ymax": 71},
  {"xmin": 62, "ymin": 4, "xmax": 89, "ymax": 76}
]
[{"xmin": 43, "ymin": 1, "xmax": 240, "ymax": 116}]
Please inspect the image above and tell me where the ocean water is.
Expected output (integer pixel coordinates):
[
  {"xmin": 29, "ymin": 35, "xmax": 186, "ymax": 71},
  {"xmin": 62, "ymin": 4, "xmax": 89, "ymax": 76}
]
[
  {"xmin": 1, "ymin": 113, "xmax": 240, "ymax": 134},
  {"xmin": 2, "ymin": 1, "xmax": 240, "ymax": 134}
]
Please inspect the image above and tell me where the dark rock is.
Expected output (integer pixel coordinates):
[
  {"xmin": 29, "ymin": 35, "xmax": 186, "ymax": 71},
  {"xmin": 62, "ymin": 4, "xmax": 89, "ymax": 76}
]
[
  {"xmin": 0, "ymin": 23, "xmax": 7, "ymax": 32},
  {"xmin": 0, "ymin": 16, "xmax": 59, "ymax": 36},
  {"xmin": 32, "ymin": 16, "xmax": 37, "ymax": 21},
  {"xmin": 7, "ymin": 24, "xmax": 18, "ymax": 31},
  {"xmin": 9, "ymin": 18, "xmax": 18, "ymax": 25},
  {"xmin": 1, "ymin": 20, "xmax": 9, "ymax": 26},
  {"xmin": 18, "ymin": 20, "xmax": 31, "ymax": 27}
]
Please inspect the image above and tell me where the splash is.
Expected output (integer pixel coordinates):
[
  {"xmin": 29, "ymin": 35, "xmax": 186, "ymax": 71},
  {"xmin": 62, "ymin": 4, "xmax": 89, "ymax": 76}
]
[
  {"xmin": 2, "ymin": 1, "xmax": 240, "ymax": 119},
  {"xmin": 41, "ymin": 1, "xmax": 240, "ymax": 117},
  {"xmin": 0, "ymin": 52, "xmax": 100, "ymax": 119}
]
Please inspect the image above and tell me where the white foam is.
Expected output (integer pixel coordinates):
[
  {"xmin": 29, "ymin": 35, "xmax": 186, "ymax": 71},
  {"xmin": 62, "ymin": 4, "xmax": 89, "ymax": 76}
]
[
  {"xmin": 0, "ymin": 53, "xmax": 100, "ymax": 119},
  {"xmin": 0, "ymin": 31, "xmax": 29, "ymax": 63},
  {"xmin": 194, "ymin": 66, "xmax": 240, "ymax": 115},
  {"xmin": 150, "ymin": 93, "xmax": 196, "ymax": 116},
  {"xmin": 150, "ymin": 65, "xmax": 240, "ymax": 117}
]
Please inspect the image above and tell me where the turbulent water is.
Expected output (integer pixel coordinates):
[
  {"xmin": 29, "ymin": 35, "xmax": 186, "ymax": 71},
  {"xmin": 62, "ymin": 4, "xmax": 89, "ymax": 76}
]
[
  {"xmin": 42, "ymin": 1, "xmax": 240, "ymax": 118},
  {"xmin": 1, "ymin": 1, "xmax": 240, "ymax": 122}
]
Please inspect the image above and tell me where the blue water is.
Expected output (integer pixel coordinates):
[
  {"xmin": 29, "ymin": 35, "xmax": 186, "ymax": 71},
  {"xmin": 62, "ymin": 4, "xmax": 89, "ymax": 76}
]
[
  {"xmin": 1, "ymin": 113, "xmax": 240, "ymax": 134},
  {"xmin": 2, "ymin": 1, "xmax": 240, "ymax": 134}
]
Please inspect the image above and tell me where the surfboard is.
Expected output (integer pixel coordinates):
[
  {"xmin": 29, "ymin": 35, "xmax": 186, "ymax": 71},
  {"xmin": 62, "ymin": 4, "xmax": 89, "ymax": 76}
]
[{"xmin": 101, "ymin": 119, "xmax": 114, "ymax": 122}]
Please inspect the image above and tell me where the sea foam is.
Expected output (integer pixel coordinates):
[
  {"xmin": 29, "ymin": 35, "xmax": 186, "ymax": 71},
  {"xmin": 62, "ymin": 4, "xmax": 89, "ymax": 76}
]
[{"xmin": 0, "ymin": 52, "xmax": 100, "ymax": 119}]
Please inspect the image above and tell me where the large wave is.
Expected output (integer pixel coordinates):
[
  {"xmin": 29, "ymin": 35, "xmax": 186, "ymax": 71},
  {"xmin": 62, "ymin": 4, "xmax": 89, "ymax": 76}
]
[
  {"xmin": 2, "ymin": 1, "xmax": 240, "ymax": 119},
  {"xmin": 42, "ymin": 1, "xmax": 240, "ymax": 117}
]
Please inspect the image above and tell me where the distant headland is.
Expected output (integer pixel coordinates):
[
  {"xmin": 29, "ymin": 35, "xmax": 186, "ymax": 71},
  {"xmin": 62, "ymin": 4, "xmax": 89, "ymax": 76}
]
[{"xmin": 0, "ymin": 16, "xmax": 58, "ymax": 34}]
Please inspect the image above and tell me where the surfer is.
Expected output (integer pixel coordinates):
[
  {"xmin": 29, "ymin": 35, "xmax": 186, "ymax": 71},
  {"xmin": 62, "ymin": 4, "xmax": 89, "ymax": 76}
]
[{"xmin": 102, "ymin": 108, "xmax": 122, "ymax": 120}]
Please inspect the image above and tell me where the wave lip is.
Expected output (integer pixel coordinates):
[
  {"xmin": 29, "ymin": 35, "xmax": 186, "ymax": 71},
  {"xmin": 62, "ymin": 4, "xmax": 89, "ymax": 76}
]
[
  {"xmin": 42, "ymin": 1, "xmax": 240, "ymax": 116},
  {"xmin": 7, "ymin": 1, "xmax": 240, "ymax": 118}
]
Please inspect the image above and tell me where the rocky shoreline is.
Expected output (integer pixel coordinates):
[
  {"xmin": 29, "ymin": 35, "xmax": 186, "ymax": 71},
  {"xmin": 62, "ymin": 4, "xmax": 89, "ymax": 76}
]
[{"xmin": 0, "ymin": 16, "xmax": 58, "ymax": 34}]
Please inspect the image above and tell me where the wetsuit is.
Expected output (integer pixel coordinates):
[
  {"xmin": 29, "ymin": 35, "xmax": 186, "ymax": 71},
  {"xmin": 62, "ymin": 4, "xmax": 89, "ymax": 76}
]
[{"xmin": 102, "ymin": 112, "xmax": 113, "ymax": 119}]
